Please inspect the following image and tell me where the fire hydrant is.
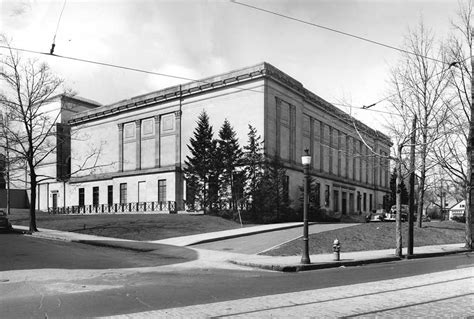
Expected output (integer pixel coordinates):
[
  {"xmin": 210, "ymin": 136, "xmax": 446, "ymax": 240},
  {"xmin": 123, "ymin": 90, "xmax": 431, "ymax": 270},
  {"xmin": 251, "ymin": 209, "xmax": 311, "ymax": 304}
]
[{"xmin": 333, "ymin": 239, "xmax": 341, "ymax": 261}]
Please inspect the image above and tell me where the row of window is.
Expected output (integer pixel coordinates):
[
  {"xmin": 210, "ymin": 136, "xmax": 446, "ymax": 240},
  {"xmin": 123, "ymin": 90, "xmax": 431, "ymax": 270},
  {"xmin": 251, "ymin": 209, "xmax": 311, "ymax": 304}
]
[
  {"xmin": 77, "ymin": 180, "xmax": 167, "ymax": 206},
  {"xmin": 311, "ymin": 183, "xmax": 374, "ymax": 213}
]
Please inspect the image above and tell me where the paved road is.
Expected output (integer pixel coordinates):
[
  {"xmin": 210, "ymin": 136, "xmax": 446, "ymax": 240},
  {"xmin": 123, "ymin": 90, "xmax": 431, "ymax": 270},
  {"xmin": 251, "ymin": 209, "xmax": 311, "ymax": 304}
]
[
  {"xmin": 0, "ymin": 232, "xmax": 197, "ymax": 271},
  {"xmin": 1, "ymin": 232, "xmax": 472, "ymax": 318},
  {"xmin": 193, "ymin": 223, "xmax": 359, "ymax": 254},
  {"xmin": 114, "ymin": 265, "xmax": 473, "ymax": 318}
]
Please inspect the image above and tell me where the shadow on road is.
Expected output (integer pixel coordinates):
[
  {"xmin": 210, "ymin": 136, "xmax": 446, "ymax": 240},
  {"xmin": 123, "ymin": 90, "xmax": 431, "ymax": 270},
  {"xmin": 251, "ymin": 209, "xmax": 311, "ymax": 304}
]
[{"xmin": 0, "ymin": 232, "xmax": 198, "ymax": 271}]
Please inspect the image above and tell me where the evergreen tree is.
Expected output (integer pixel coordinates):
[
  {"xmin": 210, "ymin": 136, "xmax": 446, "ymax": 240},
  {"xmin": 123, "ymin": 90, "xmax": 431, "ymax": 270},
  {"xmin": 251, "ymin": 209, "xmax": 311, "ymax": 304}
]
[
  {"xmin": 217, "ymin": 119, "xmax": 243, "ymax": 210},
  {"xmin": 390, "ymin": 168, "xmax": 409, "ymax": 207},
  {"xmin": 253, "ymin": 156, "xmax": 290, "ymax": 222},
  {"xmin": 184, "ymin": 111, "xmax": 218, "ymax": 212},
  {"xmin": 242, "ymin": 125, "xmax": 264, "ymax": 219}
]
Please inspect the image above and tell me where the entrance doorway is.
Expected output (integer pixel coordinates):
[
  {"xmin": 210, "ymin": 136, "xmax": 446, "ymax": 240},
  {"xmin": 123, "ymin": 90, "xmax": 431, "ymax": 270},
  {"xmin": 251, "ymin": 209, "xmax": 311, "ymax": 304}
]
[{"xmin": 52, "ymin": 193, "xmax": 58, "ymax": 210}]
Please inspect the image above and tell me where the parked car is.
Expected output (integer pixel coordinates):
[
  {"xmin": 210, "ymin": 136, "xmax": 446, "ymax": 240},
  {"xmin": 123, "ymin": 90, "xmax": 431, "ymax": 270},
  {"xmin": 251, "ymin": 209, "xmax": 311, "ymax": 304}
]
[
  {"xmin": 0, "ymin": 210, "xmax": 12, "ymax": 232},
  {"xmin": 387, "ymin": 205, "xmax": 417, "ymax": 222},
  {"xmin": 366, "ymin": 209, "xmax": 387, "ymax": 222}
]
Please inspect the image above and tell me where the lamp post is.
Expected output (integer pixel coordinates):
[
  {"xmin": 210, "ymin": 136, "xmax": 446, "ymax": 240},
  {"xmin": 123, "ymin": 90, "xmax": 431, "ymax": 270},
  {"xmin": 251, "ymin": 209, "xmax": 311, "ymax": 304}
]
[{"xmin": 301, "ymin": 149, "xmax": 311, "ymax": 264}]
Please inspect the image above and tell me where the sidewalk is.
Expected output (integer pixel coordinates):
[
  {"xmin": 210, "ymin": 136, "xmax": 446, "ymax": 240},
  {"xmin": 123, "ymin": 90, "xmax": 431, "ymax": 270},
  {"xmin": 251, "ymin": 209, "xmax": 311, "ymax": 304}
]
[{"xmin": 12, "ymin": 224, "xmax": 472, "ymax": 272}]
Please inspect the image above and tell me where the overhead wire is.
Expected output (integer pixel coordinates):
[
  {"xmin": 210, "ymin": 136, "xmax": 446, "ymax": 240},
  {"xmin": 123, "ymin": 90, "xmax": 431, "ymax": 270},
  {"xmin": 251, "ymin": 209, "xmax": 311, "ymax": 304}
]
[
  {"xmin": 0, "ymin": 44, "xmax": 265, "ymax": 95},
  {"xmin": 230, "ymin": 0, "xmax": 453, "ymax": 66}
]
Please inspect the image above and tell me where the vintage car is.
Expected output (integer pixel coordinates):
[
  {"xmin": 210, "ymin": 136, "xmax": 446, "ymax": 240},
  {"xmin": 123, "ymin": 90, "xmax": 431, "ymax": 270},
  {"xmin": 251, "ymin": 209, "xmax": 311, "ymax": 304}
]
[
  {"xmin": 366, "ymin": 209, "xmax": 387, "ymax": 222},
  {"xmin": 386, "ymin": 205, "xmax": 417, "ymax": 222},
  {"xmin": 0, "ymin": 210, "xmax": 12, "ymax": 232}
]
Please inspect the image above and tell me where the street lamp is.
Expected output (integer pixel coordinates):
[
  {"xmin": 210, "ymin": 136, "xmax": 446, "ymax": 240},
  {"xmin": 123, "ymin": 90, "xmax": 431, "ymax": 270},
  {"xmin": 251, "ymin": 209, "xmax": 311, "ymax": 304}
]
[{"xmin": 301, "ymin": 149, "xmax": 311, "ymax": 264}]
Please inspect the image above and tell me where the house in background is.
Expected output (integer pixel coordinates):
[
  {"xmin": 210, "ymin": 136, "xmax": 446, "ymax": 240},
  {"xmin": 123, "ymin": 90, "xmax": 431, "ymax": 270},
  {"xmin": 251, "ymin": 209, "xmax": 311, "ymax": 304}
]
[{"xmin": 449, "ymin": 200, "xmax": 466, "ymax": 220}]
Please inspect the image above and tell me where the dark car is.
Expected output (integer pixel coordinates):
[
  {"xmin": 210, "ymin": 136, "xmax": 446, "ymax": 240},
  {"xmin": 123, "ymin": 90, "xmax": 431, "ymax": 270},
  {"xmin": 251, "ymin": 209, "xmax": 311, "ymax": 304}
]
[{"xmin": 0, "ymin": 210, "xmax": 12, "ymax": 232}]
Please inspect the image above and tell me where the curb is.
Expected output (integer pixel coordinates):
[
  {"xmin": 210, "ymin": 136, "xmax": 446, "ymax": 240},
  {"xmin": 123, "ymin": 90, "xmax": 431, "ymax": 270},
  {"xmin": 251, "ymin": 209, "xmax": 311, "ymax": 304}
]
[
  {"xmin": 230, "ymin": 249, "xmax": 473, "ymax": 272},
  {"xmin": 72, "ymin": 239, "xmax": 159, "ymax": 252},
  {"xmin": 187, "ymin": 222, "xmax": 316, "ymax": 246},
  {"xmin": 229, "ymin": 256, "xmax": 402, "ymax": 272}
]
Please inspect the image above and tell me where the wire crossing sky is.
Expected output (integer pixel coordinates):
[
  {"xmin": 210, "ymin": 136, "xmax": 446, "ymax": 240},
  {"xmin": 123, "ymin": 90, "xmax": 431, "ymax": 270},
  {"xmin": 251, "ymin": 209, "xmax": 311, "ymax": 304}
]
[{"xmin": 0, "ymin": 0, "xmax": 465, "ymax": 131}]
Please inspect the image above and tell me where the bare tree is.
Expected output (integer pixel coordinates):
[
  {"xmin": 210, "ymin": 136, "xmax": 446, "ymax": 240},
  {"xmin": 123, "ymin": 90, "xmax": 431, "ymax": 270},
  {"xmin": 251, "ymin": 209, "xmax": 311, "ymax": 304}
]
[
  {"xmin": 388, "ymin": 20, "xmax": 452, "ymax": 228},
  {"xmin": 437, "ymin": 0, "xmax": 473, "ymax": 248},
  {"xmin": 0, "ymin": 38, "xmax": 65, "ymax": 232}
]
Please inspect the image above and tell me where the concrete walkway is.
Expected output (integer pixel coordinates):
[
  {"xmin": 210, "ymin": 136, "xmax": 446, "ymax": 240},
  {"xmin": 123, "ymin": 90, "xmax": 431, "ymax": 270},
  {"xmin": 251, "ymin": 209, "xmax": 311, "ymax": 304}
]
[{"xmin": 12, "ymin": 224, "xmax": 472, "ymax": 272}]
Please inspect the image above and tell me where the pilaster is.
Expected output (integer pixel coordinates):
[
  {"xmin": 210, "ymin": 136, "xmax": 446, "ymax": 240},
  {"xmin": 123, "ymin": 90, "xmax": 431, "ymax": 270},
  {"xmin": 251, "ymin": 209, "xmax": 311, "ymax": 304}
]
[
  {"xmin": 174, "ymin": 110, "xmax": 183, "ymax": 210},
  {"xmin": 290, "ymin": 104, "xmax": 296, "ymax": 163},
  {"xmin": 154, "ymin": 115, "xmax": 161, "ymax": 168},
  {"xmin": 135, "ymin": 120, "xmax": 141, "ymax": 170},
  {"xmin": 118, "ymin": 124, "xmax": 123, "ymax": 172},
  {"xmin": 275, "ymin": 97, "xmax": 281, "ymax": 157}
]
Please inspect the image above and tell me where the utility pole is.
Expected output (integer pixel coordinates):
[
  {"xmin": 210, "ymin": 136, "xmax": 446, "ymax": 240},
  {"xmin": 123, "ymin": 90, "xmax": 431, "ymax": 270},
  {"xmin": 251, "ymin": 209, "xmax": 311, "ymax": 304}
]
[
  {"xmin": 408, "ymin": 115, "xmax": 416, "ymax": 256},
  {"xmin": 395, "ymin": 144, "xmax": 403, "ymax": 258},
  {"xmin": 467, "ymin": 31, "xmax": 474, "ymax": 249}
]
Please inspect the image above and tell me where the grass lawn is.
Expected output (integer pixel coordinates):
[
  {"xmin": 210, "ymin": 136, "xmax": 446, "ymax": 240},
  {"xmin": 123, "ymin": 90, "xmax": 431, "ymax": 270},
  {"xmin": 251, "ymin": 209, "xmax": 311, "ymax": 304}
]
[
  {"xmin": 262, "ymin": 221, "xmax": 468, "ymax": 256},
  {"xmin": 7, "ymin": 209, "xmax": 246, "ymax": 241}
]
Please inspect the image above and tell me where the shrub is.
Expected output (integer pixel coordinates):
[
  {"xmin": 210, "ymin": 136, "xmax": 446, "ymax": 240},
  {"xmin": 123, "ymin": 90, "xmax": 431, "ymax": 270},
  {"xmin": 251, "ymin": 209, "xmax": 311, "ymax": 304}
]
[{"xmin": 451, "ymin": 215, "xmax": 466, "ymax": 223}]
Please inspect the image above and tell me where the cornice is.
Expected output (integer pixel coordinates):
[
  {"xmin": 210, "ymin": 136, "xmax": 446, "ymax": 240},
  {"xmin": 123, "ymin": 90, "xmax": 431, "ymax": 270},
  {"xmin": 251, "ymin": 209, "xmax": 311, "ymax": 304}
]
[{"xmin": 68, "ymin": 62, "xmax": 392, "ymax": 146}]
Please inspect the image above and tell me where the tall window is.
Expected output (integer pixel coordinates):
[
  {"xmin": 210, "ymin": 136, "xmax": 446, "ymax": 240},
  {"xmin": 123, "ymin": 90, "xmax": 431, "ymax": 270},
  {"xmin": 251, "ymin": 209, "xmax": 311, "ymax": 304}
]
[
  {"xmin": 325, "ymin": 185, "xmax": 330, "ymax": 207},
  {"xmin": 369, "ymin": 194, "xmax": 373, "ymax": 211},
  {"xmin": 357, "ymin": 191, "xmax": 361, "ymax": 212},
  {"xmin": 78, "ymin": 188, "xmax": 85, "ymax": 206},
  {"xmin": 363, "ymin": 193, "xmax": 367, "ymax": 211},
  {"xmin": 314, "ymin": 183, "xmax": 321, "ymax": 208},
  {"xmin": 92, "ymin": 187, "xmax": 99, "ymax": 206},
  {"xmin": 120, "ymin": 183, "xmax": 127, "ymax": 204},
  {"xmin": 107, "ymin": 185, "xmax": 113, "ymax": 205},
  {"xmin": 158, "ymin": 179, "xmax": 166, "ymax": 203},
  {"xmin": 333, "ymin": 190, "xmax": 339, "ymax": 212}
]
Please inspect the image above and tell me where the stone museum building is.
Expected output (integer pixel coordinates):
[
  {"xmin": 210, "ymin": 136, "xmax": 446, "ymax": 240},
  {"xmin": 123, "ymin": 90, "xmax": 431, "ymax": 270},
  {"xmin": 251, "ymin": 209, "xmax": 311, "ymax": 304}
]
[{"xmin": 4, "ymin": 62, "xmax": 392, "ymax": 215}]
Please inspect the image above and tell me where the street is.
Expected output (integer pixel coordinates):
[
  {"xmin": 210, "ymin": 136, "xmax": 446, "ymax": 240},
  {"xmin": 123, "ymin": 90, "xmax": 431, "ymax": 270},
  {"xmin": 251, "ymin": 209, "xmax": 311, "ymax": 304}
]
[{"xmin": 1, "ymin": 232, "xmax": 473, "ymax": 318}]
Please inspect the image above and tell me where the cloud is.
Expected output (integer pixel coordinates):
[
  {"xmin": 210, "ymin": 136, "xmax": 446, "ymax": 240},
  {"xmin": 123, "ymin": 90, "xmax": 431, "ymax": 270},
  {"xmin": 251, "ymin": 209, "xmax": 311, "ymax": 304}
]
[{"xmin": 144, "ymin": 64, "xmax": 200, "ymax": 93}]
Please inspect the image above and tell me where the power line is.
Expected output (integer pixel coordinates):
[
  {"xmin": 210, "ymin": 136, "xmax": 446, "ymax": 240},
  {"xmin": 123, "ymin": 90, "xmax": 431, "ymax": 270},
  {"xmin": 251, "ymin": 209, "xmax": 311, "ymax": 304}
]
[
  {"xmin": 0, "ymin": 44, "xmax": 264, "ymax": 95},
  {"xmin": 230, "ymin": 0, "xmax": 452, "ymax": 66},
  {"xmin": 332, "ymin": 102, "xmax": 402, "ymax": 116}
]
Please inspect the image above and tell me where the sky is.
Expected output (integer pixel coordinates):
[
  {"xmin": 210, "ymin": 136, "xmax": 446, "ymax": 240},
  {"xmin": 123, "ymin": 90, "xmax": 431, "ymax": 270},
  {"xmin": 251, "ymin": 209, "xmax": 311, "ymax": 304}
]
[{"xmin": 0, "ymin": 0, "xmax": 467, "ymax": 132}]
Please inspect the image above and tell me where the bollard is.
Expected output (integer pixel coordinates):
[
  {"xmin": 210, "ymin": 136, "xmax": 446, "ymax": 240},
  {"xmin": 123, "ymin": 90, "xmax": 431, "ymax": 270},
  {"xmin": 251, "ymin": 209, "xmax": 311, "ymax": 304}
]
[{"xmin": 332, "ymin": 238, "xmax": 341, "ymax": 261}]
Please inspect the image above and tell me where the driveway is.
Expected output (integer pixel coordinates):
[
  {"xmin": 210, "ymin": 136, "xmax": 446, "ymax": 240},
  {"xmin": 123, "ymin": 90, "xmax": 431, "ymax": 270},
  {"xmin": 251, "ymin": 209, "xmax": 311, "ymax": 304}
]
[{"xmin": 193, "ymin": 223, "xmax": 359, "ymax": 254}]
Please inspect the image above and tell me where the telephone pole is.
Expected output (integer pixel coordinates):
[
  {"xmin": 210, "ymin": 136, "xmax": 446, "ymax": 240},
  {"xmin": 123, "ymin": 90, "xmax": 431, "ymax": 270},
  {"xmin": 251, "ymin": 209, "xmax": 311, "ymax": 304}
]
[
  {"xmin": 467, "ymin": 33, "xmax": 473, "ymax": 249},
  {"xmin": 408, "ymin": 115, "xmax": 416, "ymax": 256}
]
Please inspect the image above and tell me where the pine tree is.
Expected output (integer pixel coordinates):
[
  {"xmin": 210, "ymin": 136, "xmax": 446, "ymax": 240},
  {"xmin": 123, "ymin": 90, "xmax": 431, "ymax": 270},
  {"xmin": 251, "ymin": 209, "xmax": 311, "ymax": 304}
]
[
  {"xmin": 253, "ymin": 156, "xmax": 290, "ymax": 222},
  {"xmin": 217, "ymin": 119, "xmax": 243, "ymax": 210},
  {"xmin": 184, "ymin": 111, "xmax": 218, "ymax": 212},
  {"xmin": 242, "ymin": 125, "xmax": 264, "ymax": 218},
  {"xmin": 390, "ymin": 168, "xmax": 409, "ymax": 206}
]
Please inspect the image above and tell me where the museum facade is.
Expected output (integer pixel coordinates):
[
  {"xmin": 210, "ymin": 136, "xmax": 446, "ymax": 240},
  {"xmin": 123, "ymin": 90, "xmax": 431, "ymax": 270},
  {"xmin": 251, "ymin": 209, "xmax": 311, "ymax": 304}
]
[{"xmin": 31, "ymin": 62, "xmax": 391, "ymax": 215}]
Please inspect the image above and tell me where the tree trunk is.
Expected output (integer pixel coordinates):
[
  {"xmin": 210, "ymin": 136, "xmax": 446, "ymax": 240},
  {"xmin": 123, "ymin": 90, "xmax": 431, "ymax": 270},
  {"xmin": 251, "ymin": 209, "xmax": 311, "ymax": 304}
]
[
  {"xmin": 466, "ymin": 175, "xmax": 472, "ymax": 249},
  {"xmin": 417, "ymin": 136, "xmax": 427, "ymax": 228},
  {"xmin": 6, "ymin": 147, "xmax": 10, "ymax": 215},
  {"xmin": 395, "ymin": 147, "xmax": 403, "ymax": 257},
  {"xmin": 29, "ymin": 170, "xmax": 38, "ymax": 232}
]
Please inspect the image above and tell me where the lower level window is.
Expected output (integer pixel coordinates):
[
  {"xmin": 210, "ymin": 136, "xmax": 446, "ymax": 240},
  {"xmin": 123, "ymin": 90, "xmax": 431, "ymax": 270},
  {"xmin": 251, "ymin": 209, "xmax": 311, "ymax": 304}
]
[
  {"xmin": 78, "ymin": 188, "xmax": 85, "ymax": 206},
  {"xmin": 120, "ymin": 183, "xmax": 127, "ymax": 204},
  {"xmin": 158, "ymin": 179, "xmax": 166, "ymax": 202},
  {"xmin": 93, "ymin": 187, "xmax": 99, "ymax": 206}
]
